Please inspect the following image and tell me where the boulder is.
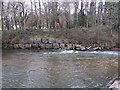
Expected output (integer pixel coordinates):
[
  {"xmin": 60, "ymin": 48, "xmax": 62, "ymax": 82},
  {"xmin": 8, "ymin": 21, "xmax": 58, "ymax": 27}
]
[
  {"xmin": 63, "ymin": 39, "xmax": 69, "ymax": 44},
  {"xmin": 59, "ymin": 43, "xmax": 65, "ymax": 49},
  {"xmin": 45, "ymin": 44, "xmax": 53, "ymax": 49},
  {"xmin": 41, "ymin": 38, "xmax": 48, "ymax": 43},
  {"xmin": 39, "ymin": 43, "xmax": 45, "ymax": 49},
  {"xmin": 31, "ymin": 44, "xmax": 38, "ymax": 49},
  {"xmin": 25, "ymin": 44, "xmax": 31, "ymax": 49},
  {"xmin": 33, "ymin": 38, "xmax": 42, "ymax": 44},
  {"xmin": 52, "ymin": 43, "xmax": 59, "ymax": 49},
  {"xmin": 19, "ymin": 44, "xmax": 25, "ymax": 49},
  {"xmin": 36, "ymin": 38, "xmax": 42, "ymax": 41},
  {"xmin": 14, "ymin": 44, "xmax": 19, "ymax": 49},
  {"xmin": 72, "ymin": 44, "xmax": 76, "ymax": 49},
  {"xmin": 93, "ymin": 47, "xmax": 101, "ymax": 50},
  {"xmin": 75, "ymin": 44, "xmax": 86, "ymax": 51},
  {"xmin": 66, "ymin": 44, "xmax": 73, "ymax": 50},
  {"xmin": 8, "ymin": 44, "xmax": 13, "ymax": 48},
  {"xmin": 48, "ymin": 39, "xmax": 56, "ymax": 43},
  {"xmin": 57, "ymin": 40, "xmax": 63, "ymax": 44},
  {"xmin": 80, "ymin": 46, "xmax": 86, "ymax": 51},
  {"xmin": 86, "ymin": 46, "xmax": 92, "ymax": 50},
  {"xmin": 109, "ymin": 80, "xmax": 120, "ymax": 89}
]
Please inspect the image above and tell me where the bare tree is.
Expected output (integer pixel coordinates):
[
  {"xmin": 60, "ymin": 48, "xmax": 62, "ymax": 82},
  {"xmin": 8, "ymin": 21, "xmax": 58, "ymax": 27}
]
[
  {"xmin": 84, "ymin": 2, "xmax": 89, "ymax": 28},
  {"xmin": 1, "ymin": 1, "xmax": 4, "ymax": 30},
  {"xmin": 38, "ymin": 0, "xmax": 41, "ymax": 29},
  {"xmin": 62, "ymin": 2, "xmax": 71, "ymax": 29},
  {"xmin": 88, "ymin": 1, "xmax": 96, "ymax": 27},
  {"xmin": 97, "ymin": 1, "xmax": 103, "ymax": 25},
  {"xmin": 17, "ymin": 2, "xmax": 30, "ymax": 30},
  {"xmin": 78, "ymin": 0, "xmax": 86, "ymax": 27},
  {"xmin": 73, "ymin": 1, "xmax": 79, "ymax": 27}
]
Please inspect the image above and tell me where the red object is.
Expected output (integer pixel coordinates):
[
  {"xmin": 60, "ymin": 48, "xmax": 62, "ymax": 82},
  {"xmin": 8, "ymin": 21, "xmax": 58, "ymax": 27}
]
[{"xmin": 56, "ymin": 23, "xmax": 60, "ymax": 27}]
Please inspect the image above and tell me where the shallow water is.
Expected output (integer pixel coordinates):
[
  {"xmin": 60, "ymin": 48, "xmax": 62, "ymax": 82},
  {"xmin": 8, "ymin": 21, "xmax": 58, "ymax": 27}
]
[{"xmin": 2, "ymin": 49, "xmax": 118, "ymax": 88}]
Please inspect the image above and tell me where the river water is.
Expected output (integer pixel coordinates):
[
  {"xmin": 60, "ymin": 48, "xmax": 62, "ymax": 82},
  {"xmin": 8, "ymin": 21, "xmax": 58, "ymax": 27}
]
[{"xmin": 2, "ymin": 49, "xmax": 118, "ymax": 88}]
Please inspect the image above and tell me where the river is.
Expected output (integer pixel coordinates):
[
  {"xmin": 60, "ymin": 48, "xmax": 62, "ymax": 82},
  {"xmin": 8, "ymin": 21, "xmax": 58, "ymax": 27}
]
[{"xmin": 2, "ymin": 49, "xmax": 118, "ymax": 88}]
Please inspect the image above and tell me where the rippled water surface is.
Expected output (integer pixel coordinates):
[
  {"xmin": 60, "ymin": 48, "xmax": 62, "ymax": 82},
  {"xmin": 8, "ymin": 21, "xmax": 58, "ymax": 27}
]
[{"xmin": 2, "ymin": 49, "xmax": 118, "ymax": 88}]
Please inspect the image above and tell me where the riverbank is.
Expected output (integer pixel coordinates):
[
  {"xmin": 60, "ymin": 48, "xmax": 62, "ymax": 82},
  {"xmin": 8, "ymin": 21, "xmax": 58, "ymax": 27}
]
[
  {"xmin": 2, "ymin": 37, "xmax": 120, "ymax": 51},
  {"xmin": 2, "ymin": 26, "xmax": 119, "ymax": 51}
]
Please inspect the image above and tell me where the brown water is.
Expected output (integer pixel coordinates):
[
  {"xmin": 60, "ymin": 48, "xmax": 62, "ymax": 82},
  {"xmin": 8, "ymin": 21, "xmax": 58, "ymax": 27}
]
[{"xmin": 2, "ymin": 49, "xmax": 118, "ymax": 88}]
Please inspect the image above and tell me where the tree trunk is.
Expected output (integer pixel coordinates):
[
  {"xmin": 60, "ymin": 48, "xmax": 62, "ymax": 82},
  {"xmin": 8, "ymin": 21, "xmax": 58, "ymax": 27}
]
[
  {"xmin": 73, "ymin": 2, "xmax": 79, "ymax": 27},
  {"xmin": 1, "ymin": 2, "xmax": 4, "ymax": 30},
  {"xmin": 34, "ymin": 0, "xmax": 38, "ymax": 28},
  {"xmin": 38, "ymin": 0, "xmax": 41, "ymax": 29}
]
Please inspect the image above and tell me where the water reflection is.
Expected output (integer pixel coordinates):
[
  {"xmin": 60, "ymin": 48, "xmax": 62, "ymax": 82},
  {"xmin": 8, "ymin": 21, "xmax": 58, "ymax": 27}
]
[{"xmin": 2, "ymin": 49, "xmax": 118, "ymax": 88}]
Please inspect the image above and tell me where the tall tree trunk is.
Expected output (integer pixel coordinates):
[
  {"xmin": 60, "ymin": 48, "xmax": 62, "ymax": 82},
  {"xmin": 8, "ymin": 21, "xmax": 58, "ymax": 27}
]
[
  {"xmin": 13, "ymin": 6, "xmax": 17, "ymax": 30},
  {"xmin": 30, "ymin": 0, "xmax": 33, "ymax": 14},
  {"xmin": 102, "ymin": 2, "xmax": 108, "ymax": 25},
  {"xmin": 65, "ymin": 9, "xmax": 70, "ymax": 29},
  {"xmin": 38, "ymin": 0, "xmax": 41, "ymax": 29},
  {"xmin": 1, "ymin": 2, "xmax": 4, "ymax": 30},
  {"xmin": 97, "ymin": 1, "xmax": 103, "ymax": 25},
  {"xmin": 89, "ymin": 1, "xmax": 96, "ymax": 27},
  {"xmin": 118, "ymin": 2, "xmax": 120, "ymax": 31},
  {"xmin": 34, "ymin": 0, "xmax": 38, "ymax": 28},
  {"xmin": 85, "ymin": 2, "xmax": 89, "ymax": 28},
  {"xmin": 74, "ymin": 2, "xmax": 79, "ymax": 27},
  {"xmin": 5, "ymin": 16, "xmax": 10, "ymax": 30}
]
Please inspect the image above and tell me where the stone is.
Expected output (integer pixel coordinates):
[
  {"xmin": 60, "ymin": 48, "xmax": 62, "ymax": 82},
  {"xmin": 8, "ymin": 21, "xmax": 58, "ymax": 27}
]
[
  {"xmin": 34, "ymin": 38, "xmax": 42, "ymax": 44},
  {"xmin": 66, "ymin": 44, "xmax": 73, "ymax": 50},
  {"xmin": 14, "ymin": 44, "xmax": 19, "ymax": 49},
  {"xmin": 93, "ymin": 47, "xmax": 101, "ymax": 50},
  {"xmin": 25, "ymin": 44, "xmax": 31, "ymax": 49},
  {"xmin": 19, "ymin": 44, "xmax": 25, "ymax": 49},
  {"xmin": 75, "ymin": 44, "xmax": 86, "ymax": 51},
  {"xmin": 57, "ymin": 40, "xmax": 63, "ymax": 44},
  {"xmin": 36, "ymin": 38, "xmax": 42, "ymax": 41},
  {"xmin": 8, "ymin": 44, "xmax": 13, "ymax": 48},
  {"xmin": 45, "ymin": 44, "xmax": 53, "ymax": 49},
  {"xmin": 86, "ymin": 46, "xmax": 92, "ymax": 50},
  {"xmin": 39, "ymin": 43, "xmax": 45, "ymax": 49},
  {"xmin": 80, "ymin": 46, "xmax": 86, "ymax": 51},
  {"xmin": 63, "ymin": 39, "xmax": 69, "ymax": 44},
  {"xmin": 48, "ymin": 39, "xmax": 56, "ymax": 43},
  {"xmin": 41, "ymin": 38, "xmax": 48, "ymax": 43},
  {"xmin": 72, "ymin": 44, "xmax": 76, "ymax": 49},
  {"xmin": 31, "ymin": 44, "xmax": 38, "ymax": 49},
  {"xmin": 52, "ymin": 43, "xmax": 59, "ymax": 49},
  {"xmin": 109, "ymin": 80, "xmax": 120, "ymax": 89},
  {"xmin": 59, "ymin": 43, "xmax": 65, "ymax": 49}
]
